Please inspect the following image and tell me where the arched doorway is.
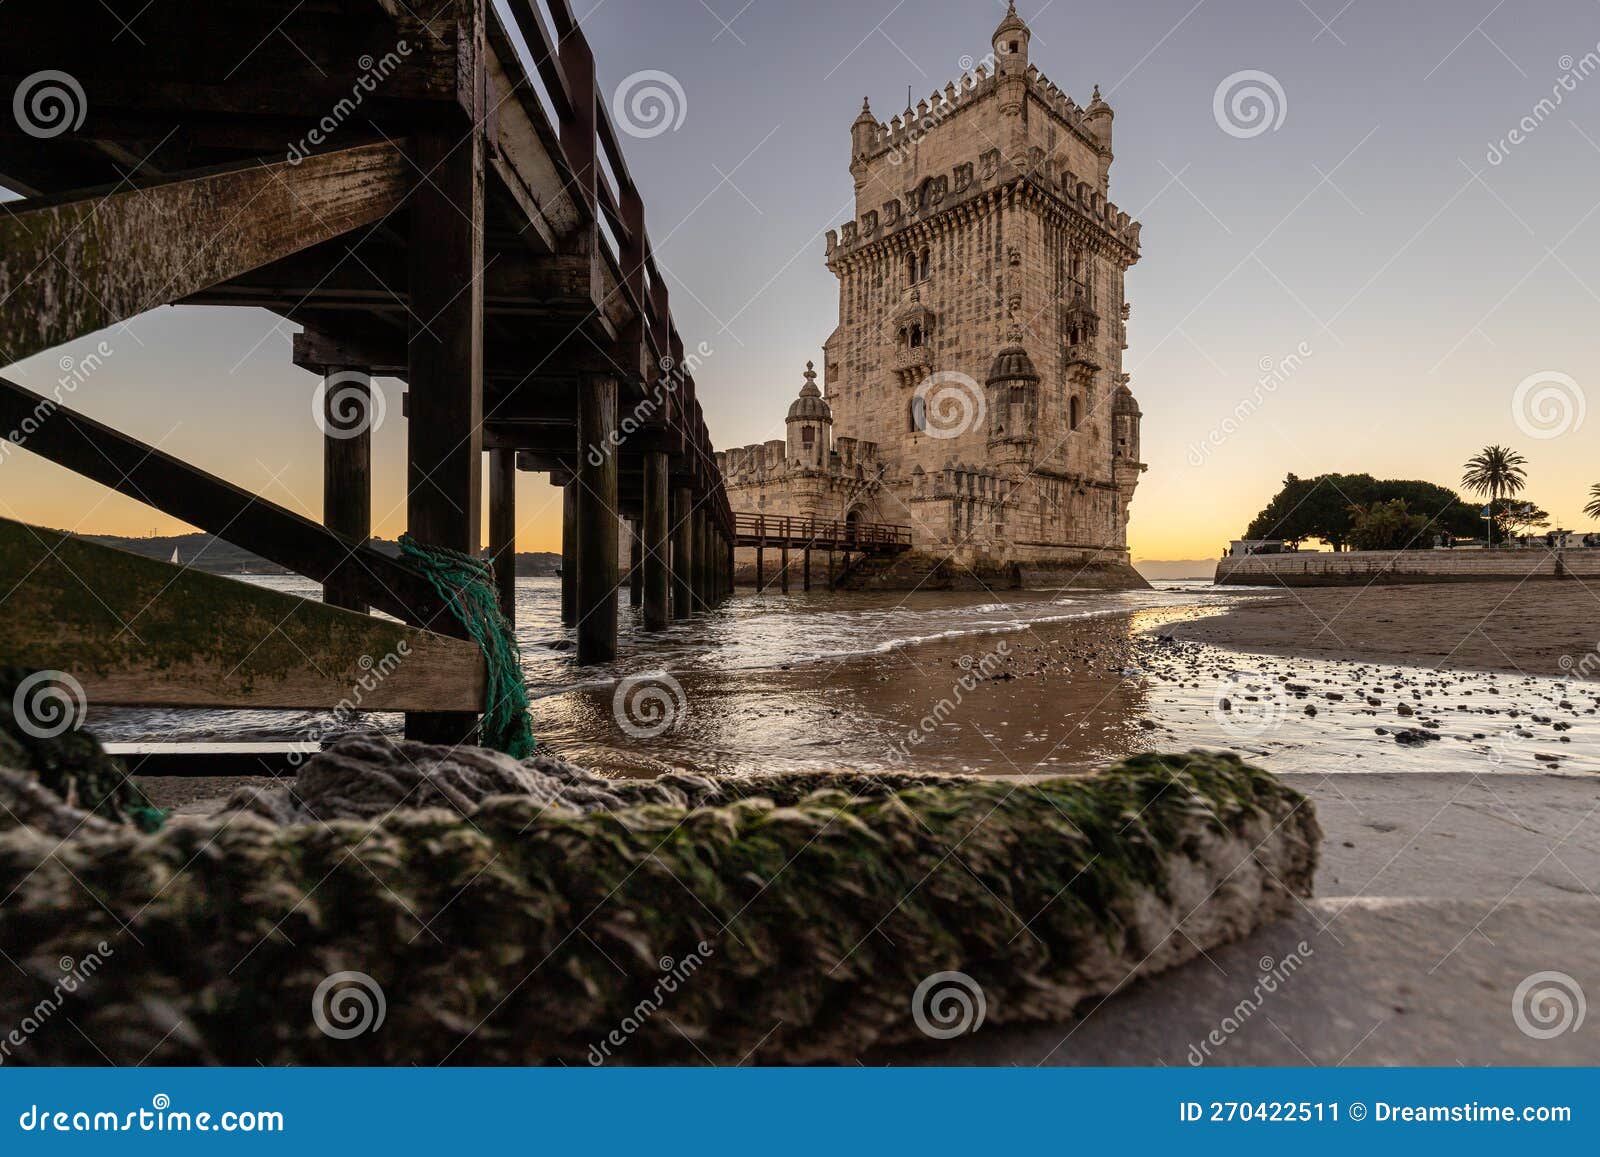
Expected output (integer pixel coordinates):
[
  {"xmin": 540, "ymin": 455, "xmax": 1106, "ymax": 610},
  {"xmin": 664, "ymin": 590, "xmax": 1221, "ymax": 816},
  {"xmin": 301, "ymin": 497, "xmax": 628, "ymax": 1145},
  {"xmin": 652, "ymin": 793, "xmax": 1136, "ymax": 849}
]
[{"xmin": 845, "ymin": 507, "xmax": 862, "ymax": 545}]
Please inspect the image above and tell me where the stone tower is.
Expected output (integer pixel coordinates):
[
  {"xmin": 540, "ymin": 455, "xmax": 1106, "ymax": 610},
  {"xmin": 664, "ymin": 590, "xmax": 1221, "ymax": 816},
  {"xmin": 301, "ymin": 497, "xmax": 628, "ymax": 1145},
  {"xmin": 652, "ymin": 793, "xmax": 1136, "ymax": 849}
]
[{"xmin": 719, "ymin": 4, "xmax": 1149, "ymax": 588}]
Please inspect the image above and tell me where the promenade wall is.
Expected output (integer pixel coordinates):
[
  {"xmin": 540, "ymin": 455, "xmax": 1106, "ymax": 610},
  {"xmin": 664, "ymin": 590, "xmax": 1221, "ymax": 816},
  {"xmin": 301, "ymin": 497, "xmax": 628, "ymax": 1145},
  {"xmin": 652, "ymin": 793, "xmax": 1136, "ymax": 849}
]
[{"xmin": 1215, "ymin": 546, "xmax": 1600, "ymax": 587}]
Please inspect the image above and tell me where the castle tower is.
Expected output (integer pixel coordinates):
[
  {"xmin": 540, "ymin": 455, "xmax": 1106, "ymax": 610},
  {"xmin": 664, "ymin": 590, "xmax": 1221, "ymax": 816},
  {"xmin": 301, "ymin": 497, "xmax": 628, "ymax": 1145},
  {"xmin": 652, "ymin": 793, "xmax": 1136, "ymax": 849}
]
[
  {"xmin": 785, "ymin": 361, "xmax": 832, "ymax": 470},
  {"xmin": 722, "ymin": 7, "xmax": 1150, "ymax": 587}
]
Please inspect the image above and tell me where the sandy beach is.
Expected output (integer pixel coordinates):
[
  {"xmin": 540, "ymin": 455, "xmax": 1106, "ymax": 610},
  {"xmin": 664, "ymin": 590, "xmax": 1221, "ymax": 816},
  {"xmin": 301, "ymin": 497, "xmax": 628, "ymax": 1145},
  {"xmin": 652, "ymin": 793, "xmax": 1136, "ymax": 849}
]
[{"xmin": 1170, "ymin": 580, "xmax": 1600, "ymax": 678}]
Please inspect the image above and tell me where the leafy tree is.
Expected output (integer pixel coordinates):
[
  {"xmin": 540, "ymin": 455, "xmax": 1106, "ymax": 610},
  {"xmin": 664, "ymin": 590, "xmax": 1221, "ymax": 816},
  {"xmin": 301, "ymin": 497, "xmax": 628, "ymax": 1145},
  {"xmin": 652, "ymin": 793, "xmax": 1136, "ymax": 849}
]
[
  {"xmin": 1347, "ymin": 499, "xmax": 1432, "ymax": 552},
  {"xmin": 1244, "ymin": 473, "xmax": 1479, "ymax": 549},
  {"xmin": 1460, "ymin": 445, "xmax": 1528, "ymax": 545},
  {"xmin": 1585, "ymin": 483, "xmax": 1600, "ymax": 521},
  {"xmin": 1244, "ymin": 473, "xmax": 1370, "ymax": 550}
]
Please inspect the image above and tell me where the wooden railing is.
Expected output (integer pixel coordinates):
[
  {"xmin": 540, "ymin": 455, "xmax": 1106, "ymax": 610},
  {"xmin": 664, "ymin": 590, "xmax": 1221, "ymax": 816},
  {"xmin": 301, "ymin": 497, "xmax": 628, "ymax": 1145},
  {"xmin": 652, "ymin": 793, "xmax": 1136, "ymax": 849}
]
[
  {"xmin": 491, "ymin": 0, "xmax": 731, "ymax": 532},
  {"xmin": 733, "ymin": 513, "xmax": 913, "ymax": 552}
]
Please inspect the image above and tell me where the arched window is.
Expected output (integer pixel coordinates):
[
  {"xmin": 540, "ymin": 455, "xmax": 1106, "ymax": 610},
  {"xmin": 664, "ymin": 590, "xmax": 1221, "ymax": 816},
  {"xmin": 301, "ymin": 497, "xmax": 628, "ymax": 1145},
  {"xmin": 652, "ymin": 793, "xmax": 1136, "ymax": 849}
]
[
  {"xmin": 906, "ymin": 252, "xmax": 917, "ymax": 284},
  {"xmin": 801, "ymin": 426, "xmax": 815, "ymax": 446},
  {"xmin": 909, "ymin": 324, "xmax": 922, "ymax": 348},
  {"xmin": 919, "ymin": 247, "xmax": 931, "ymax": 280},
  {"xmin": 908, "ymin": 395, "xmax": 927, "ymax": 432},
  {"xmin": 1069, "ymin": 395, "xmax": 1081, "ymax": 430}
]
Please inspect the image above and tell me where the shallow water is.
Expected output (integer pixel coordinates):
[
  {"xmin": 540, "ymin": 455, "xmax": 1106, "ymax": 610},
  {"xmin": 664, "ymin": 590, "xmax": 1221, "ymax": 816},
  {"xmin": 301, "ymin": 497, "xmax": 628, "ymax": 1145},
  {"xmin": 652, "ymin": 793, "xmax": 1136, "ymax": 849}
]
[{"xmin": 90, "ymin": 577, "xmax": 1600, "ymax": 780}]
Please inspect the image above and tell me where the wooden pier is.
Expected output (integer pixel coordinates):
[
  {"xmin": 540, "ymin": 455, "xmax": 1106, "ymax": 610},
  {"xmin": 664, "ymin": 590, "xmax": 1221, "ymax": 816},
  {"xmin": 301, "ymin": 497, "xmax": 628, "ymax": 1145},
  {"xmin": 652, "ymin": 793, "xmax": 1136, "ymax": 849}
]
[
  {"xmin": 732, "ymin": 513, "xmax": 911, "ymax": 592},
  {"xmin": 0, "ymin": 0, "xmax": 734, "ymax": 758}
]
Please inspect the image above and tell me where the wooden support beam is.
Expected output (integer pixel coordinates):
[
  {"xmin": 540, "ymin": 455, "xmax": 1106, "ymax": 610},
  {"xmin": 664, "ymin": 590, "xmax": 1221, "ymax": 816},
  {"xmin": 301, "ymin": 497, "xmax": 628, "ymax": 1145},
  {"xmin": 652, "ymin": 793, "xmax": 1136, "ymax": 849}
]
[
  {"xmin": 0, "ymin": 518, "xmax": 483, "ymax": 712},
  {"xmin": 0, "ymin": 143, "xmax": 408, "ymax": 365},
  {"xmin": 628, "ymin": 520, "xmax": 644, "ymax": 608},
  {"xmin": 671, "ymin": 486, "xmax": 693, "ymax": 620},
  {"xmin": 406, "ymin": 129, "xmax": 485, "ymax": 557},
  {"xmin": 781, "ymin": 523, "xmax": 790, "ymax": 595},
  {"xmin": 576, "ymin": 373, "xmax": 618, "ymax": 663},
  {"xmin": 697, "ymin": 509, "xmax": 712, "ymax": 610},
  {"xmin": 489, "ymin": 447, "xmax": 518, "ymax": 624},
  {"xmin": 642, "ymin": 450, "xmax": 669, "ymax": 631},
  {"xmin": 404, "ymin": 4, "xmax": 486, "ymax": 745},
  {"xmin": 560, "ymin": 481, "xmax": 578, "ymax": 627},
  {"xmin": 321, "ymin": 368, "xmax": 373, "ymax": 613},
  {"xmin": 803, "ymin": 545, "xmax": 812, "ymax": 591},
  {"xmin": 0, "ymin": 374, "xmax": 447, "ymax": 628}
]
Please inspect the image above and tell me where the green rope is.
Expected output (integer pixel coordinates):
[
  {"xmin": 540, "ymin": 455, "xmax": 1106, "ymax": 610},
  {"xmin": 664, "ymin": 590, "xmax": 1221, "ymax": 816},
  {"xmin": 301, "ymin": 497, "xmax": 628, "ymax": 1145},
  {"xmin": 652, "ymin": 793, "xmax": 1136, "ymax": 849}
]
[{"xmin": 397, "ymin": 535, "xmax": 536, "ymax": 758}]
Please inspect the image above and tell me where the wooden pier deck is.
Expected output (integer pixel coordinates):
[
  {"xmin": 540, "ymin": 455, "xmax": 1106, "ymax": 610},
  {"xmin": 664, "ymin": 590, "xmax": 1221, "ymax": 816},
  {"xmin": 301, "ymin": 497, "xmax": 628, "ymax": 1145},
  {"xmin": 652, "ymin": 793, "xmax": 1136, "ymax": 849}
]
[
  {"xmin": 732, "ymin": 512, "xmax": 912, "ymax": 592},
  {"xmin": 0, "ymin": 0, "xmax": 734, "ymax": 759}
]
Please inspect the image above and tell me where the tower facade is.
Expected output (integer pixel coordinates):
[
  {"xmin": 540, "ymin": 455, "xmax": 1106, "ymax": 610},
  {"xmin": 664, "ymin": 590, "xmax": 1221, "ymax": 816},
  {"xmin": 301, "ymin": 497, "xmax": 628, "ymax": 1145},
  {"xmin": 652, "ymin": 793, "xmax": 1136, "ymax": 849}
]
[{"xmin": 718, "ymin": 5, "xmax": 1148, "ymax": 586}]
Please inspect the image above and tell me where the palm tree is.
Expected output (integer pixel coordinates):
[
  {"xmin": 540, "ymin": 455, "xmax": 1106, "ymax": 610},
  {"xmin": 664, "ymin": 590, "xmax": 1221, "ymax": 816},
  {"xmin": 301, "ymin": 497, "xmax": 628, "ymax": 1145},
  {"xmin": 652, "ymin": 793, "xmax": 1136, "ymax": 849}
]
[
  {"xmin": 1461, "ymin": 445, "xmax": 1528, "ymax": 546},
  {"xmin": 1585, "ymin": 483, "xmax": 1600, "ymax": 522}
]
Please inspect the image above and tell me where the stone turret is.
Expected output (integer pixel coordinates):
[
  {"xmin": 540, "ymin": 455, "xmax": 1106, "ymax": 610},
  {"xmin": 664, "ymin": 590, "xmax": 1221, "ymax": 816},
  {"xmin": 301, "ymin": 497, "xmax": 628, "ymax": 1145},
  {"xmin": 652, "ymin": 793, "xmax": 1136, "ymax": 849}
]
[
  {"xmin": 850, "ymin": 97, "xmax": 876, "ymax": 184},
  {"xmin": 785, "ymin": 361, "xmax": 832, "ymax": 469},
  {"xmin": 993, "ymin": 0, "xmax": 1030, "ymax": 161},
  {"xmin": 986, "ymin": 327, "xmax": 1040, "ymax": 470},
  {"xmin": 992, "ymin": 2, "xmax": 1031, "ymax": 79},
  {"xmin": 1085, "ymin": 84, "xmax": 1114, "ymax": 185},
  {"xmin": 1112, "ymin": 380, "xmax": 1142, "ymax": 466}
]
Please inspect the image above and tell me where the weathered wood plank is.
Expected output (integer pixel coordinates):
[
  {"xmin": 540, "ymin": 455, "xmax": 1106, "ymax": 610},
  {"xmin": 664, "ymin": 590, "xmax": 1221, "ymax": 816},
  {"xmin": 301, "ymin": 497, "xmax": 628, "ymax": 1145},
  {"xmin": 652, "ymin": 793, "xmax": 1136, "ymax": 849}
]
[
  {"xmin": 0, "ymin": 142, "xmax": 409, "ymax": 364},
  {"xmin": 0, "ymin": 518, "xmax": 484, "ymax": 712},
  {"xmin": 0, "ymin": 374, "xmax": 452, "ymax": 630},
  {"xmin": 404, "ymin": 0, "xmax": 486, "ymax": 745}
]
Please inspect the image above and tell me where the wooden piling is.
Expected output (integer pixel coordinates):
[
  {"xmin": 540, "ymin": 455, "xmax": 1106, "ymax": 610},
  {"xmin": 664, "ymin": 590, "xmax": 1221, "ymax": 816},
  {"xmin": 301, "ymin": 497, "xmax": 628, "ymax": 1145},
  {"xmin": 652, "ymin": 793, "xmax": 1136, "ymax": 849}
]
[
  {"xmin": 321, "ymin": 367, "xmax": 371, "ymax": 613},
  {"xmin": 643, "ymin": 450, "xmax": 670, "ymax": 630},
  {"xmin": 692, "ymin": 508, "xmax": 707, "ymax": 611},
  {"xmin": 671, "ymin": 486, "xmax": 694, "ymax": 619},
  {"xmin": 561, "ymin": 480, "xmax": 577, "ymax": 627},
  {"xmin": 628, "ymin": 520, "xmax": 643, "ymax": 608},
  {"xmin": 575, "ymin": 373, "xmax": 619, "ymax": 663},
  {"xmin": 404, "ymin": 116, "xmax": 485, "ymax": 746},
  {"xmin": 756, "ymin": 515, "xmax": 766, "ymax": 592},
  {"xmin": 488, "ymin": 447, "xmax": 517, "ymax": 624}
]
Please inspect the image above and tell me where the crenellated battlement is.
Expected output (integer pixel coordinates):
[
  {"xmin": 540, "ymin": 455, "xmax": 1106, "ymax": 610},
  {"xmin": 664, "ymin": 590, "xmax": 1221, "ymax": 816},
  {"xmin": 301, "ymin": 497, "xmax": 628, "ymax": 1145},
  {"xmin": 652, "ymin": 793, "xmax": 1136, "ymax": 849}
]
[
  {"xmin": 858, "ymin": 58, "xmax": 1102, "ymax": 164},
  {"xmin": 717, "ymin": 437, "xmax": 885, "ymax": 485},
  {"xmin": 826, "ymin": 145, "xmax": 1141, "ymax": 265}
]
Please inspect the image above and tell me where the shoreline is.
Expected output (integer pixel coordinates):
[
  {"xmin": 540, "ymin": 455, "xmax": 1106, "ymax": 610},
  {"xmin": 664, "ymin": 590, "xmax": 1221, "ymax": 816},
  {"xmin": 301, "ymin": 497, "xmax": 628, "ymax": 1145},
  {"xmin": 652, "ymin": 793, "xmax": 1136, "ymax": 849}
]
[
  {"xmin": 1168, "ymin": 581, "xmax": 1600, "ymax": 678},
  {"xmin": 133, "ymin": 579, "xmax": 1600, "ymax": 807}
]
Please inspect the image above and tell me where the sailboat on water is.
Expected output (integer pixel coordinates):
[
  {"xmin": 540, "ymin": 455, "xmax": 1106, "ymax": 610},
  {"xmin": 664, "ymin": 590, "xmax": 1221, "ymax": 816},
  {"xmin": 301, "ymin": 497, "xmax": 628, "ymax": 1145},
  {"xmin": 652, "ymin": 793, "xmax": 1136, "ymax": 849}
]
[{"xmin": 169, "ymin": 547, "xmax": 181, "ymax": 566}]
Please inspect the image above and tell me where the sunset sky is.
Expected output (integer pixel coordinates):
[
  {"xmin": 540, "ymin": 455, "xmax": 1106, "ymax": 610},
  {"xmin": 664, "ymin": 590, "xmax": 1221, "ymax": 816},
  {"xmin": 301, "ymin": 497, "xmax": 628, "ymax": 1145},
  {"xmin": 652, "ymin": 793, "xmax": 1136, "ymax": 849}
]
[{"xmin": 4, "ymin": 0, "xmax": 1598, "ymax": 564}]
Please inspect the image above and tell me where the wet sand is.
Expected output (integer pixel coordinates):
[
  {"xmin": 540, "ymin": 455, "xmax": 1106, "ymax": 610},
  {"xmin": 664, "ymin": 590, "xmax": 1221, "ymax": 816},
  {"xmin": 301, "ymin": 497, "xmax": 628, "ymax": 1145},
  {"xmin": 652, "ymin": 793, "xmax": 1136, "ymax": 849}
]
[{"xmin": 1172, "ymin": 580, "xmax": 1600, "ymax": 677}]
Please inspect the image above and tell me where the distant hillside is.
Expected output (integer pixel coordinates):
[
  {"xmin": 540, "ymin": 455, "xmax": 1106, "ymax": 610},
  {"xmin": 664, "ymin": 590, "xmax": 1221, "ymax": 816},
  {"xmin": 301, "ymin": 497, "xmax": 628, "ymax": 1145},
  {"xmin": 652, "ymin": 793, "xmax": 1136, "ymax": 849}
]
[{"xmin": 83, "ymin": 532, "xmax": 561, "ymax": 577}]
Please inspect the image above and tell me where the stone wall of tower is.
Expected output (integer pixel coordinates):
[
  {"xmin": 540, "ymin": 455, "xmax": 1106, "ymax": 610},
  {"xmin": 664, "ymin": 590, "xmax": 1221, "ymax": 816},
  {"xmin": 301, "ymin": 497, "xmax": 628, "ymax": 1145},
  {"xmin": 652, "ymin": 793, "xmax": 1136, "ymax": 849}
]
[
  {"xmin": 823, "ymin": 53, "xmax": 1143, "ymax": 565},
  {"xmin": 721, "ymin": 6, "xmax": 1148, "ymax": 582}
]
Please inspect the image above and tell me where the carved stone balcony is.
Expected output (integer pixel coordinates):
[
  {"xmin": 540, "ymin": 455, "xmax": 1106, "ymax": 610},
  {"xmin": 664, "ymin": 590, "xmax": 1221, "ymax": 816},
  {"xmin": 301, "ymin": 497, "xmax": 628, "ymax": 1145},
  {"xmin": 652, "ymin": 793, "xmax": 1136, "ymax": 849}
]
[
  {"xmin": 1064, "ymin": 344, "xmax": 1101, "ymax": 372},
  {"xmin": 892, "ymin": 345, "xmax": 934, "ymax": 376}
]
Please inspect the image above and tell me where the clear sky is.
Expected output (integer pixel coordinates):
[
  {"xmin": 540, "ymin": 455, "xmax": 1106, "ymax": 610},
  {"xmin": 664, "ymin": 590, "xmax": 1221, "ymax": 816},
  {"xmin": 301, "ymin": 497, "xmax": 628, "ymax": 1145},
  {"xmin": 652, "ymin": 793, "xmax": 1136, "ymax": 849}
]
[{"xmin": 5, "ymin": 0, "xmax": 1598, "ymax": 562}]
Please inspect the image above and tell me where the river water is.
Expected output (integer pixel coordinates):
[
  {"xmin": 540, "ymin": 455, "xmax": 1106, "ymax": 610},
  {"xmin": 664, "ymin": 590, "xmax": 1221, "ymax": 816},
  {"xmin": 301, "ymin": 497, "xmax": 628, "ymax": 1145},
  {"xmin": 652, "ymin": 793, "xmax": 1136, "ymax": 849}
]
[{"xmin": 90, "ymin": 577, "xmax": 1600, "ymax": 780}]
